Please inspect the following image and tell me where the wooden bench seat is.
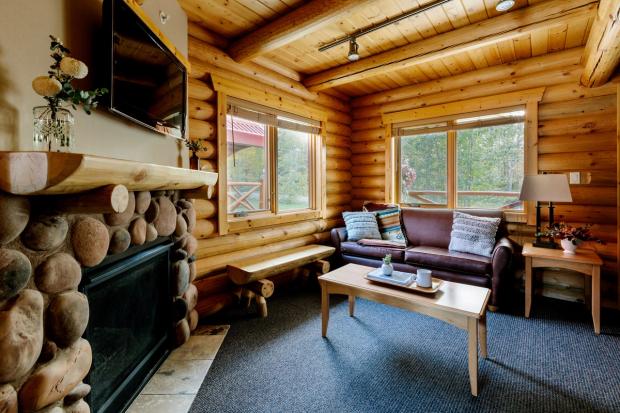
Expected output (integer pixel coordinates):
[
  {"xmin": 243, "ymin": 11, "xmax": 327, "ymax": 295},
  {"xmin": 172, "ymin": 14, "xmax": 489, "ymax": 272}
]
[{"xmin": 227, "ymin": 244, "xmax": 335, "ymax": 317}]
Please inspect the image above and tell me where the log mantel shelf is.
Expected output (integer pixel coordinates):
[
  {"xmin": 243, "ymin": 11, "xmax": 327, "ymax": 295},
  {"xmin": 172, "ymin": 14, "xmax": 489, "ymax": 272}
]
[{"xmin": 0, "ymin": 151, "xmax": 218, "ymax": 195}]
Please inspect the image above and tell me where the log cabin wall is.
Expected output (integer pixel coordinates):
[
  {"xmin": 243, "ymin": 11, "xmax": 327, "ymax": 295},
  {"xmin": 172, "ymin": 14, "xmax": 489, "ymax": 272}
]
[
  {"xmin": 185, "ymin": 26, "xmax": 352, "ymax": 316},
  {"xmin": 349, "ymin": 47, "xmax": 619, "ymax": 308}
]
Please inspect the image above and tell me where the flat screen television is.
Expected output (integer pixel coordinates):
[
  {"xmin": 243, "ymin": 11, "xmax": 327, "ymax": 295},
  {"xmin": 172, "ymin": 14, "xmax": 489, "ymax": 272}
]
[{"xmin": 103, "ymin": 0, "xmax": 187, "ymax": 139}]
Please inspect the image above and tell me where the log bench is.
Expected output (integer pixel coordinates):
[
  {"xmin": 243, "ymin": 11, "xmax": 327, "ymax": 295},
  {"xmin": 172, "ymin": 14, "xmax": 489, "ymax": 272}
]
[{"xmin": 227, "ymin": 244, "xmax": 335, "ymax": 317}]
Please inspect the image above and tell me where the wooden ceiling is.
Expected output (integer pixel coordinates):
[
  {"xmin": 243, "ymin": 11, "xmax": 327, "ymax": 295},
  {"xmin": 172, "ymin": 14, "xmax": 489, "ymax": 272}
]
[{"xmin": 180, "ymin": 0, "xmax": 605, "ymax": 97}]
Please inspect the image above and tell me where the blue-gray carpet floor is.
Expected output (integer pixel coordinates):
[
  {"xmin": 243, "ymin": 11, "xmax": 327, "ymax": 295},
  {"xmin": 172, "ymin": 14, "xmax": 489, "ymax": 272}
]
[{"xmin": 190, "ymin": 290, "xmax": 620, "ymax": 413}]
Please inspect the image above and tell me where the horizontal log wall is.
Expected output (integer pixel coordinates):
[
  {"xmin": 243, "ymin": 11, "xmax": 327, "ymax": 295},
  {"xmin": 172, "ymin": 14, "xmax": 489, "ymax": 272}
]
[
  {"xmin": 187, "ymin": 33, "xmax": 351, "ymax": 317},
  {"xmin": 349, "ymin": 48, "xmax": 618, "ymax": 307}
]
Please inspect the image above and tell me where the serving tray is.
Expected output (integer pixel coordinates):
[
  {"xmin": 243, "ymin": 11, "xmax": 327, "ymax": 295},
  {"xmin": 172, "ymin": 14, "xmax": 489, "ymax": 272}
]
[{"xmin": 365, "ymin": 269, "xmax": 443, "ymax": 294}]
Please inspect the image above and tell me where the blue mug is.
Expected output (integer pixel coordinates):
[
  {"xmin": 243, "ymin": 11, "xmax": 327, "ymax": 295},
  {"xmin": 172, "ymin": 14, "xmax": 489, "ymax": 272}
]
[{"xmin": 416, "ymin": 269, "xmax": 432, "ymax": 288}]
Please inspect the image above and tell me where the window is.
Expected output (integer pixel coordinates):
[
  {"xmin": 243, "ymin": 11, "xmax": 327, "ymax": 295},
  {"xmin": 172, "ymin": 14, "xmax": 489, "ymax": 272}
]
[
  {"xmin": 226, "ymin": 98, "xmax": 321, "ymax": 220},
  {"xmin": 396, "ymin": 109, "xmax": 525, "ymax": 210}
]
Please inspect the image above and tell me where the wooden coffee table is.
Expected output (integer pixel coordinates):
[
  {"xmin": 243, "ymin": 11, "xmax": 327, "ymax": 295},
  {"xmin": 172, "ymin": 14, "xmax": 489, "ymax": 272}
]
[{"xmin": 318, "ymin": 263, "xmax": 490, "ymax": 396}]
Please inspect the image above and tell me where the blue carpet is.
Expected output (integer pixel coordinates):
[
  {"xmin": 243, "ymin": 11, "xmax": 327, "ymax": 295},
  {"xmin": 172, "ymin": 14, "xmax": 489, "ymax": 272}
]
[{"xmin": 190, "ymin": 290, "xmax": 620, "ymax": 413}]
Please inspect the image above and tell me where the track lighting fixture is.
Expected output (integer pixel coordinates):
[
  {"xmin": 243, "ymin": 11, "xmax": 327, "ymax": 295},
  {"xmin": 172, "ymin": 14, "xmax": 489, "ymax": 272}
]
[
  {"xmin": 495, "ymin": 0, "xmax": 515, "ymax": 12},
  {"xmin": 347, "ymin": 38, "xmax": 360, "ymax": 62}
]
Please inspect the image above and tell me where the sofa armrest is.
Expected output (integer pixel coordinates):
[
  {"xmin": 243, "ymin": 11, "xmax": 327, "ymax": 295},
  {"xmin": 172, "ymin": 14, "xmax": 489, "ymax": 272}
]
[
  {"xmin": 330, "ymin": 227, "xmax": 348, "ymax": 257},
  {"xmin": 490, "ymin": 237, "xmax": 514, "ymax": 309}
]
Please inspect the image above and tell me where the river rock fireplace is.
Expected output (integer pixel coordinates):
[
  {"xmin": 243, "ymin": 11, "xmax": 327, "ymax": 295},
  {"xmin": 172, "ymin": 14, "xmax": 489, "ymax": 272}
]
[{"xmin": 0, "ymin": 151, "xmax": 217, "ymax": 413}]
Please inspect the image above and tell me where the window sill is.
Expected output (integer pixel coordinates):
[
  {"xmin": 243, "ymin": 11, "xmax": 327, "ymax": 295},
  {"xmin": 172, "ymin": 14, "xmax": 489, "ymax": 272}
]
[{"xmin": 227, "ymin": 210, "xmax": 321, "ymax": 233}]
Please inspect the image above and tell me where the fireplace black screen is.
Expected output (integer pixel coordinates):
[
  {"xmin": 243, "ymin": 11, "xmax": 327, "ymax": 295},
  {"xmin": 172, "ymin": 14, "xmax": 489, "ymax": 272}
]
[{"xmin": 81, "ymin": 240, "xmax": 173, "ymax": 413}]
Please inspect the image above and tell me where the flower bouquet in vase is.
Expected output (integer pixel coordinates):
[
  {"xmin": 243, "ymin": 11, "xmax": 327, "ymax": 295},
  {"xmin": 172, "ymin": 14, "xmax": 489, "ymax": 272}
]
[
  {"xmin": 540, "ymin": 223, "xmax": 603, "ymax": 254},
  {"xmin": 32, "ymin": 35, "xmax": 107, "ymax": 152}
]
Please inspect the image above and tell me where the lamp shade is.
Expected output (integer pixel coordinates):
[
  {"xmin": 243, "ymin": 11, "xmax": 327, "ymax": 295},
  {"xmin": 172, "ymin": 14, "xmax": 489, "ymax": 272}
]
[{"xmin": 519, "ymin": 174, "xmax": 572, "ymax": 202}]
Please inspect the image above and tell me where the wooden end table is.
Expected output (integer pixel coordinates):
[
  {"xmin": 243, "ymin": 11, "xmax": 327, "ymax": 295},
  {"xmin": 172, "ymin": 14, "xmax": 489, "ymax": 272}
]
[
  {"xmin": 522, "ymin": 242, "xmax": 603, "ymax": 334},
  {"xmin": 318, "ymin": 264, "xmax": 490, "ymax": 396}
]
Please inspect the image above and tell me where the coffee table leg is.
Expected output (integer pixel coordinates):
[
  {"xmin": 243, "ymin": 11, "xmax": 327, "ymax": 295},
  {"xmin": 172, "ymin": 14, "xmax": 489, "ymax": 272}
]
[
  {"xmin": 478, "ymin": 313, "xmax": 487, "ymax": 359},
  {"xmin": 348, "ymin": 295, "xmax": 355, "ymax": 317},
  {"xmin": 592, "ymin": 266, "xmax": 601, "ymax": 335},
  {"xmin": 321, "ymin": 282, "xmax": 329, "ymax": 337},
  {"xmin": 467, "ymin": 317, "xmax": 478, "ymax": 396},
  {"xmin": 525, "ymin": 256, "xmax": 532, "ymax": 318}
]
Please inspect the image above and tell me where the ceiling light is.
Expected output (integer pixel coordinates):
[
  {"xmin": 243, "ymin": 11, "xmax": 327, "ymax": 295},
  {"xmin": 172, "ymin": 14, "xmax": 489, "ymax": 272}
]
[
  {"xmin": 495, "ymin": 0, "xmax": 515, "ymax": 12},
  {"xmin": 347, "ymin": 38, "xmax": 360, "ymax": 62}
]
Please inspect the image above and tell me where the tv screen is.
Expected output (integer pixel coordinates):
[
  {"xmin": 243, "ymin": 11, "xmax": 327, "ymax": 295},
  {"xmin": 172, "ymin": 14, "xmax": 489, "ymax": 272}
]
[{"xmin": 104, "ymin": 0, "xmax": 187, "ymax": 139}]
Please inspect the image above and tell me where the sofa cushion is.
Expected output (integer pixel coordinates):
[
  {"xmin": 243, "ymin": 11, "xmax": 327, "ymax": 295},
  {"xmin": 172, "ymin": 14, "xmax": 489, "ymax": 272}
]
[
  {"xmin": 358, "ymin": 239, "xmax": 406, "ymax": 248},
  {"xmin": 449, "ymin": 211, "xmax": 501, "ymax": 257},
  {"xmin": 340, "ymin": 255, "xmax": 491, "ymax": 288},
  {"xmin": 342, "ymin": 212, "xmax": 381, "ymax": 241},
  {"xmin": 341, "ymin": 241, "xmax": 405, "ymax": 262},
  {"xmin": 401, "ymin": 208, "xmax": 505, "ymax": 248},
  {"xmin": 374, "ymin": 208, "xmax": 406, "ymax": 244},
  {"xmin": 405, "ymin": 246, "xmax": 492, "ymax": 275}
]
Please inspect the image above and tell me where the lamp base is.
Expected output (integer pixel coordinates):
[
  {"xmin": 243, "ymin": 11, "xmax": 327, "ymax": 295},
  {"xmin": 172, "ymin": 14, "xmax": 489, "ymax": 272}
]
[{"xmin": 533, "ymin": 240, "xmax": 557, "ymax": 249}]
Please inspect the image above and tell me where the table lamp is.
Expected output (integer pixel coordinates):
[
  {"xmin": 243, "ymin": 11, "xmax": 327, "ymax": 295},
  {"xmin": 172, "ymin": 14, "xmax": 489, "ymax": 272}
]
[{"xmin": 519, "ymin": 174, "xmax": 572, "ymax": 248}]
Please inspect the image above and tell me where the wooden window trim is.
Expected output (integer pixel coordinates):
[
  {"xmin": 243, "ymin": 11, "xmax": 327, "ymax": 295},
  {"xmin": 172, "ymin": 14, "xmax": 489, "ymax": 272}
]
[
  {"xmin": 383, "ymin": 89, "xmax": 544, "ymax": 222},
  {"xmin": 215, "ymin": 90, "xmax": 326, "ymax": 235}
]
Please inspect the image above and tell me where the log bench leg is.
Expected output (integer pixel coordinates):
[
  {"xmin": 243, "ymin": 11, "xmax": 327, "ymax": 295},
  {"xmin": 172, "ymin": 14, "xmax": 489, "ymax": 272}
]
[
  {"xmin": 241, "ymin": 289, "xmax": 255, "ymax": 309},
  {"xmin": 312, "ymin": 259, "xmax": 330, "ymax": 275},
  {"xmin": 256, "ymin": 295, "xmax": 268, "ymax": 318}
]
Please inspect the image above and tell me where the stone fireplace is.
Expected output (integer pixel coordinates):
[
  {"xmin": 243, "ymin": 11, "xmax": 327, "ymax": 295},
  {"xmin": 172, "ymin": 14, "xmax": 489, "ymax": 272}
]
[{"xmin": 0, "ymin": 151, "xmax": 217, "ymax": 413}]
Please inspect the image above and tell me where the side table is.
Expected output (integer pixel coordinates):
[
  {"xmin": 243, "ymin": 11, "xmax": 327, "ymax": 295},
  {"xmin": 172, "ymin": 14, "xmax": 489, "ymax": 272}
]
[{"xmin": 522, "ymin": 242, "xmax": 603, "ymax": 334}]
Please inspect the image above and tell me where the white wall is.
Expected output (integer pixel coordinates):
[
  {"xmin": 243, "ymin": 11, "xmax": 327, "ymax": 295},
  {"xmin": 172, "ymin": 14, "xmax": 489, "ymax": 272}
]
[{"xmin": 0, "ymin": 0, "xmax": 189, "ymax": 167}]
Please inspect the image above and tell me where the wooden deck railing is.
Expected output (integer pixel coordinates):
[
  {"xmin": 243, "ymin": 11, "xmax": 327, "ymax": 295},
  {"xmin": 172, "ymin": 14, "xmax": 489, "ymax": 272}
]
[
  {"xmin": 407, "ymin": 190, "xmax": 521, "ymax": 209},
  {"xmin": 228, "ymin": 181, "xmax": 266, "ymax": 212}
]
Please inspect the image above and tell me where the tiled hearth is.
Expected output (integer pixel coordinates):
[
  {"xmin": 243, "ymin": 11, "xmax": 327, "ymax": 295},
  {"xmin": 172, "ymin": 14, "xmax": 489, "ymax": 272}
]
[{"xmin": 127, "ymin": 325, "xmax": 229, "ymax": 413}]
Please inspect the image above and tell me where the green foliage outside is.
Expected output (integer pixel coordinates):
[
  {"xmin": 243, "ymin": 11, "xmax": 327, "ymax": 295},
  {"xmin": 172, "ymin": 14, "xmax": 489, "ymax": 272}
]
[
  {"xmin": 456, "ymin": 123, "xmax": 524, "ymax": 209},
  {"xmin": 277, "ymin": 129, "xmax": 310, "ymax": 211},
  {"xmin": 400, "ymin": 132, "xmax": 447, "ymax": 205},
  {"xmin": 400, "ymin": 123, "xmax": 524, "ymax": 209},
  {"xmin": 227, "ymin": 128, "xmax": 310, "ymax": 213}
]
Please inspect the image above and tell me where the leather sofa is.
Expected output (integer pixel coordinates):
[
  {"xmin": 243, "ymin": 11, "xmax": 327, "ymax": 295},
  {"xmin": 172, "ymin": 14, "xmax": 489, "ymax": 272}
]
[{"xmin": 330, "ymin": 208, "xmax": 514, "ymax": 309}]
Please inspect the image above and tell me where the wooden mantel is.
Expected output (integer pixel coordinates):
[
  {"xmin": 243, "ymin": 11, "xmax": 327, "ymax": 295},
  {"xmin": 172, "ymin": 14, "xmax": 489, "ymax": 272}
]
[{"xmin": 0, "ymin": 152, "xmax": 218, "ymax": 195}]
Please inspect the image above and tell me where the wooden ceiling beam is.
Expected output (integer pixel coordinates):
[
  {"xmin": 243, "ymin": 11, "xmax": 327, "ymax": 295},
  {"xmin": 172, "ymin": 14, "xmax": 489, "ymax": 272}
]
[
  {"xmin": 252, "ymin": 56, "xmax": 302, "ymax": 82},
  {"xmin": 303, "ymin": 0, "xmax": 598, "ymax": 91},
  {"xmin": 189, "ymin": 36, "xmax": 315, "ymax": 101},
  {"xmin": 580, "ymin": 0, "xmax": 620, "ymax": 87},
  {"xmin": 188, "ymin": 21, "xmax": 229, "ymax": 49},
  {"xmin": 187, "ymin": 21, "xmax": 302, "ymax": 82},
  {"xmin": 227, "ymin": 0, "xmax": 376, "ymax": 63}
]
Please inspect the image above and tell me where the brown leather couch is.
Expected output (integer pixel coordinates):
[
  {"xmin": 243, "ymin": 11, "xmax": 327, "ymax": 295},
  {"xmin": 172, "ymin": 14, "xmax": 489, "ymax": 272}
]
[{"xmin": 330, "ymin": 208, "xmax": 514, "ymax": 309}]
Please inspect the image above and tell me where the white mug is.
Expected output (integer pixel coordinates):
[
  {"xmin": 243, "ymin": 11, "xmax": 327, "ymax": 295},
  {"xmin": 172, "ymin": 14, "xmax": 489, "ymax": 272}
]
[{"xmin": 416, "ymin": 269, "xmax": 432, "ymax": 288}]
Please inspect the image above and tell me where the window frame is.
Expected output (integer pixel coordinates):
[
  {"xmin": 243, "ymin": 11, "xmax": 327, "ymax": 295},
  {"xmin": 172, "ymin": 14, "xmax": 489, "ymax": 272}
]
[
  {"xmin": 215, "ymin": 87, "xmax": 327, "ymax": 235},
  {"xmin": 226, "ymin": 119, "xmax": 320, "ymax": 218},
  {"xmin": 394, "ymin": 107, "xmax": 526, "ymax": 210},
  {"xmin": 383, "ymin": 88, "xmax": 545, "ymax": 223}
]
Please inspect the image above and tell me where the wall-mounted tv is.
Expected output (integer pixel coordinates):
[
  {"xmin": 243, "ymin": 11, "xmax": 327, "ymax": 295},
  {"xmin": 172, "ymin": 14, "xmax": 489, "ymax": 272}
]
[{"xmin": 103, "ymin": 0, "xmax": 187, "ymax": 139}]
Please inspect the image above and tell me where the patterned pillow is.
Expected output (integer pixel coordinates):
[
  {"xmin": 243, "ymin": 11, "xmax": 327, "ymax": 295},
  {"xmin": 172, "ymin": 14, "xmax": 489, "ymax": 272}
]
[
  {"xmin": 374, "ymin": 208, "xmax": 406, "ymax": 244},
  {"xmin": 449, "ymin": 211, "xmax": 501, "ymax": 257},
  {"xmin": 342, "ymin": 212, "xmax": 381, "ymax": 242}
]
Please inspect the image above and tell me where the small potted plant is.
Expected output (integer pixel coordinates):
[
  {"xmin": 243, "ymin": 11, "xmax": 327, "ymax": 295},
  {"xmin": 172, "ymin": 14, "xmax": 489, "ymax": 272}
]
[
  {"xmin": 381, "ymin": 254, "xmax": 393, "ymax": 276},
  {"xmin": 540, "ymin": 223, "xmax": 603, "ymax": 254},
  {"xmin": 183, "ymin": 138, "xmax": 204, "ymax": 170}
]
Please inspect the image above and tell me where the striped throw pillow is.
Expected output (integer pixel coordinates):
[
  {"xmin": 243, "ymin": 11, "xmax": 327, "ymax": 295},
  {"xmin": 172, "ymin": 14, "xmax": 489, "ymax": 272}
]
[
  {"xmin": 374, "ymin": 208, "xmax": 406, "ymax": 244},
  {"xmin": 342, "ymin": 212, "xmax": 381, "ymax": 242},
  {"xmin": 449, "ymin": 211, "xmax": 501, "ymax": 257}
]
